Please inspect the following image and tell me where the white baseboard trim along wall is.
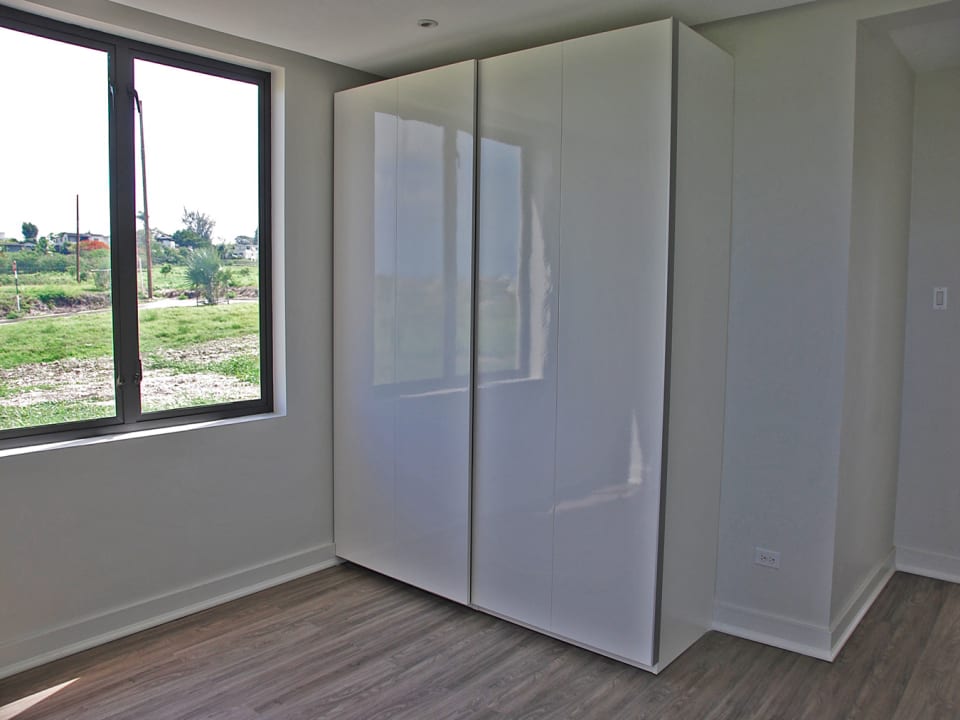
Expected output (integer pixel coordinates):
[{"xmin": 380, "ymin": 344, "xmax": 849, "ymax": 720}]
[
  {"xmin": 0, "ymin": 544, "xmax": 339, "ymax": 681},
  {"xmin": 896, "ymin": 545, "xmax": 960, "ymax": 585},
  {"xmin": 713, "ymin": 550, "xmax": 896, "ymax": 662},
  {"xmin": 712, "ymin": 602, "xmax": 835, "ymax": 661},
  {"xmin": 5, "ymin": 543, "xmax": 958, "ymax": 681},
  {"xmin": 829, "ymin": 550, "xmax": 896, "ymax": 657}
]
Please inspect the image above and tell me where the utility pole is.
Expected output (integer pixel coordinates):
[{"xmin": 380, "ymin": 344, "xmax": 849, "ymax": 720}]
[
  {"xmin": 75, "ymin": 194, "xmax": 81, "ymax": 283},
  {"xmin": 134, "ymin": 91, "xmax": 154, "ymax": 299}
]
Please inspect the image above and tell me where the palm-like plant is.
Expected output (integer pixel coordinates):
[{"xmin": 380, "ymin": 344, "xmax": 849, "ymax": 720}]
[{"xmin": 185, "ymin": 246, "xmax": 228, "ymax": 305}]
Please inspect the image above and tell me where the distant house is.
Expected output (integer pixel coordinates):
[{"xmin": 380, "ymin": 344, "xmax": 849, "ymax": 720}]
[
  {"xmin": 53, "ymin": 232, "xmax": 110, "ymax": 250},
  {"xmin": 225, "ymin": 236, "xmax": 258, "ymax": 261},
  {"xmin": 155, "ymin": 234, "xmax": 176, "ymax": 249},
  {"xmin": 1, "ymin": 241, "xmax": 36, "ymax": 253}
]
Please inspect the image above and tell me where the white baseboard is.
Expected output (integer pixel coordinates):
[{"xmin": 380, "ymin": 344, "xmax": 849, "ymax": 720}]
[
  {"xmin": 0, "ymin": 543, "xmax": 339, "ymax": 681},
  {"xmin": 829, "ymin": 549, "xmax": 895, "ymax": 657},
  {"xmin": 713, "ymin": 549, "xmax": 895, "ymax": 662},
  {"xmin": 896, "ymin": 545, "xmax": 960, "ymax": 584},
  {"xmin": 712, "ymin": 601, "xmax": 832, "ymax": 660}
]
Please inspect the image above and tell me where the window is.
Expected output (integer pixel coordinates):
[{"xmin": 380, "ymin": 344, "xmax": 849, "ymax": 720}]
[{"xmin": 0, "ymin": 7, "xmax": 272, "ymax": 448}]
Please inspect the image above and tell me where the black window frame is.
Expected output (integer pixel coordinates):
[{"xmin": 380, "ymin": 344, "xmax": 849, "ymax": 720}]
[{"xmin": 0, "ymin": 4, "xmax": 274, "ymax": 450}]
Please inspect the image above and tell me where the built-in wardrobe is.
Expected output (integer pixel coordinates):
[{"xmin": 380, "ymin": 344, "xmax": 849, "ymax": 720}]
[{"xmin": 333, "ymin": 18, "xmax": 733, "ymax": 672}]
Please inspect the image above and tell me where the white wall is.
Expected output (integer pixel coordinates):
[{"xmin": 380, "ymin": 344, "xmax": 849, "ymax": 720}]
[
  {"xmin": 700, "ymin": 0, "xmax": 938, "ymax": 657},
  {"xmin": 830, "ymin": 23, "xmax": 914, "ymax": 631},
  {"xmin": 896, "ymin": 65, "xmax": 960, "ymax": 582},
  {"xmin": 0, "ymin": 0, "xmax": 372, "ymax": 679}
]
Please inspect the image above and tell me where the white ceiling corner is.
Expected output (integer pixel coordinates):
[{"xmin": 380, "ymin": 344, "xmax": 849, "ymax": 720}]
[{"xmin": 890, "ymin": 17, "xmax": 960, "ymax": 73}]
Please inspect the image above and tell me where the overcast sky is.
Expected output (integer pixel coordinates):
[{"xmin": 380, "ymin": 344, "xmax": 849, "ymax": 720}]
[{"xmin": 0, "ymin": 26, "xmax": 259, "ymax": 244}]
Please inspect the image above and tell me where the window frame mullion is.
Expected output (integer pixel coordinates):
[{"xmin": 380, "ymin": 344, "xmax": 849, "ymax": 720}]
[{"xmin": 111, "ymin": 42, "xmax": 144, "ymax": 423}]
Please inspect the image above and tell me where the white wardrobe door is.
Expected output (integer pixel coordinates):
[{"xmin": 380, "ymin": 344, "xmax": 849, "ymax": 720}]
[
  {"xmin": 552, "ymin": 21, "xmax": 674, "ymax": 666},
  {"xmin": 334, "ymin": 62, "xmax": 475, "ymax": 604},
  {"xmin": 392, "ymin": 61, "xmax": 476, "ymax": 603},
  {"xmin": 473, "ymin": 44, "xmax": 563, "ymax": 628},
  {"xmin": 333, "ymin": 80, "xmax": 399, "ymax": 574}
]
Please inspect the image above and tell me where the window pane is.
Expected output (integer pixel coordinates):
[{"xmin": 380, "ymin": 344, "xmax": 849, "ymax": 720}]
[
  {"xmin": 133, "ymin": 59, "xmax": 262, "ymax": 413},
  {"xmin": 0, "ymin": 27, "xmax": 116, "ymax": 432}
]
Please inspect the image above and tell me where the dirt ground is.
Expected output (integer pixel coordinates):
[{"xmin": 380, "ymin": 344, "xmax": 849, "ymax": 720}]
[{"xmin": 0, "ymin": 334, "xmax": 260, "ymax": 410}]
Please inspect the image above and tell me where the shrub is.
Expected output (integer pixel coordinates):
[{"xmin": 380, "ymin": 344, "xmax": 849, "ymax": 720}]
[
  {"xmin": 92, "ymin": 269, "xmax": 111, "ymax": 290},
  {"xmin": 5, "ymin": 251, "xmax": 72, "ymax": 274},
  {"xmin": 185, "ymin": 247, "xmax": 229, "ymax": 305}
]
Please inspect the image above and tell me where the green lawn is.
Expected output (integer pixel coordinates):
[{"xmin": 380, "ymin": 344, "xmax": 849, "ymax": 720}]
[
  {"xmin": 0, "ymin": 303, "xmax": 261, "ymax": 431},
  {"xmin": 0, "ymin": 303, "xmax": 260, "ymax": 369},
  {"xmin": 0, "ymin": 401, "xmax": 113, "ymax": 429},
  {"xmin": 0, "ymin": 281, "xmax": 107, "ymax": 316},
  {"xmin": 138, "ymin": 303, "xmax": 260, "ymax": 353}
]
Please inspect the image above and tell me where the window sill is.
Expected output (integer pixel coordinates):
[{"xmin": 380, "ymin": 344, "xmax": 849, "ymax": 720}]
[{"xmin": 0, "ymin": 411, "xmax": 284, "ymax": 460}]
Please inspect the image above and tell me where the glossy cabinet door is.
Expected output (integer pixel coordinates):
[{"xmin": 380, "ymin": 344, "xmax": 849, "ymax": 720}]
[
  {"xmin": 334, "ymin": 61, "xmax": 476, "ymax": 604},
  {"xmin": 472, "ymin": 42, "xmax": 563, "ymax": 629},
  {"xmin": 551, "ymin": 21, "xmax": 673, "ymax": 668},
  {"xmin": 473, "ymin": 21, "xmax": 673, "ymax": 666},
  {"xmin": 473, "ymin": 21, "xmax": 674, "ymax": 667},
  {"xmin": 333, "ymin": 79, "xmax": 398, "ymax": 578}
]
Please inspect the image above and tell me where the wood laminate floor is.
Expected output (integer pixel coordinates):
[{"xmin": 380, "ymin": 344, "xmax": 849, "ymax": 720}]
[{"xmin": 1, "ymin": 566, "xmax": 958, "ymax": 719}]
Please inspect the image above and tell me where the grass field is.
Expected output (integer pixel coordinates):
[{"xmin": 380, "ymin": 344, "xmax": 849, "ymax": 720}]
[
  {"xmin": 0, "ymin": 303, "xmax": 260, "ymax": 369},
  {"xmin": 0, "ymin": 303, "xmax": 261, "ymax": 431},
  {"xmin": 0, "ymin": 261, "xmax": 259, "ymax": 316},
  {"xmin": 0, "ymin": 402, "xmax": 114, "ymax": 431},
  {"xmin": 0, "ymin": 252, "xmax": 264, "ymax": 432}
]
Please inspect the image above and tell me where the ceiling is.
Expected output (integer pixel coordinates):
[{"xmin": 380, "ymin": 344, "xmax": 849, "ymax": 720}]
[
  {"xmin": 111, "ymin": 0, "xmax": 814, "ymax": 76},
  {"xmin": 890, "ymin": 16, "xmax": 960, "ymax": 72}
]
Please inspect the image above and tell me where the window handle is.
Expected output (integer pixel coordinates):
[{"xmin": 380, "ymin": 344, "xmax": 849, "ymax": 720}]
[{"xmin": 116, "ymin": 360, "xmax": 142, "ymax": 387}]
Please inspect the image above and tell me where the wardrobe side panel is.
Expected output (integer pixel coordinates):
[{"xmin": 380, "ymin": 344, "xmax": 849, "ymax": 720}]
[
  {"xmin": 333, "ymin": 80, "xmax": 399, "ymax": 573},
  {"xmin": 393, "ymin": 61, "xmax": 476, "ymax": 603},
  {"xmin": 658, "ymin": 25, "xmax": 733, "ymax": 668},
  {"xmin": 552, "ymin": 20, "xmax": 674, "ymax": 667},
  {"xmin": 472, "ymin": 44, "xmax": 563, "ymax": 629}
]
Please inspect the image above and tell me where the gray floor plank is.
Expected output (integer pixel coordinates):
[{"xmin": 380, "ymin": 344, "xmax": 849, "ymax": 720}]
[{"xmin": 2, "ymin": 565, "xmax": 959, "ymax": 719}]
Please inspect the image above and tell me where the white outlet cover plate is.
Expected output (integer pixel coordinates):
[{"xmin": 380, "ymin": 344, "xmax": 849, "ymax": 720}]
[
  {"xmin": 934, "ymin": 286, "xmax": 948, "ymax": 310},
  {"xmin": 754, "ymin": 547, "xmax": 780, "ymax": 569}
]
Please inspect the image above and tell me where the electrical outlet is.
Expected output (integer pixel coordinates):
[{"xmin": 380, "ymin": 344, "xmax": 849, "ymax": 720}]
[
  {"xmin": 934, "ymin": 287, "xmax": 949, "ymax": 310},
  {"xmin": 754, "ymin": 547, "xmax": 780, "ymax": 569}
]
